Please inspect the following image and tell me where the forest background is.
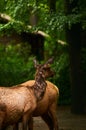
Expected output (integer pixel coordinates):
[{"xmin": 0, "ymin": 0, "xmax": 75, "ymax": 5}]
[{"xmin": 0, "ymin": 0, "xmax": 86, "ymax": 114}]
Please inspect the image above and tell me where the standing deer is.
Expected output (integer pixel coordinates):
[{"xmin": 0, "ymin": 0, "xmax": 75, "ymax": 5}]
[
  {"xmin": 22, "ymin": 80, "xmax": 59, "ymax": 130},
  {"xmin": 13, "ymin": 64, "xmax": 59, "ymax": 130},
  {"xmin": 0, "ymin": 58, "xmax": 54, "ymax": 130}
]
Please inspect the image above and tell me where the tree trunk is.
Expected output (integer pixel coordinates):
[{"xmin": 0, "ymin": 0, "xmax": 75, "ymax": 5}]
[
  {"xmin": 29, "ymin": 0, "xmax": 44, "ymax": 60},
  {"xmin": 64, "ymin": 0, "xmax": 85, "ymax": 114},
  {"xmin": 66, "ymin": 24, "xmax": 85, "ymax": 114},
  {"xmin": 21, "ymin": 32, "xmax": 44, "ymax": 61},
  {"xmin": 48, "ymin": 0, "xmax": 56, "ymax": 12}
]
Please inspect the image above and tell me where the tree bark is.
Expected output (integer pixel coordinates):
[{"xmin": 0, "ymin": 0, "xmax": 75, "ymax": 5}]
[
  {"xmin": 66, "ymin": 24, "xmax": 85, "ymax": 114},
  {"xmin": 48, "ymin": 0, "xmax": 56, "ymax": 12},
  {"xmin": 21, "ymin": 32, "xmax": 44, "ymax": 61},
  {"xmin": 64, "ymin": 0, "xmax": 85, "ymax": 114}
]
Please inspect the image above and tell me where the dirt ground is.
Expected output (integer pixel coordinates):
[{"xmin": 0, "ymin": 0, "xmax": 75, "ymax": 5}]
[
  {"xmin": 32, "ymin": 106, "xmax": 86, "ymax": 130},
  {"xmin": 8, "ymin": 106, "xmax": 86, "ymax": 130}
]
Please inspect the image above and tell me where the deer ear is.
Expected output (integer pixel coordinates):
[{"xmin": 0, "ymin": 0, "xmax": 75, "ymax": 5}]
[
  {"xmin": 33, "ymin": 59, "xmax": 39, "ymax": 68},
  {"xmin": 42, "ymin": 57, "xmax": 54, "ymax": 68},
  {"xmin": 45, "ymin": 57, "xmax": 54, "ymax": 65}
]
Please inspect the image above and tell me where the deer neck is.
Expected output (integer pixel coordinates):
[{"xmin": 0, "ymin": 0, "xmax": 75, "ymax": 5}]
[{"xmin": 33, "ymin": 73, "xmax": 47, "ymax": 101}]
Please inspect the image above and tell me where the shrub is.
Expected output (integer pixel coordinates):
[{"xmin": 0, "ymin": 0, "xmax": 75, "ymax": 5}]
[
  {"xmin": 0, "ymin": 44, "xmax": 35, "ymax": 86},
  {"xmin": 0, "ymin": 43, "xmax": 71, "ymax": 105},
  {"xmin": 51, "ymin": 52, "xmax": 71, "ymax": 105}
]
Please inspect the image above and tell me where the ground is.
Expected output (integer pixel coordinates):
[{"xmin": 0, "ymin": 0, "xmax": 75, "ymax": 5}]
[{"xmin": 8, "ymin": 106, "xmax": 86, "ymax": 130}]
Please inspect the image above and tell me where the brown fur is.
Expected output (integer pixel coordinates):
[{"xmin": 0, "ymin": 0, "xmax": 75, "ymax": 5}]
[
  {"xmin": 0, "ymin": 85, "xmax": 37, "ymax": 130},
  {"xmin": 14, "ymin": 80, "xmax": 59, "ymax": 130},
  {"xmin": 0, "ymin": 58, "xmax": 54, "ymax": 130}
]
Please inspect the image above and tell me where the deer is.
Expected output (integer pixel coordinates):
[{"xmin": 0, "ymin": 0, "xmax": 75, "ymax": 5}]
[
  {"xmin": 0, "ymin": 58, "xmax": 54, "ymax": 130},
  {"xmin": 13, "ymin": 63, "xmax": 59, "ymax": 130},
  {"xmin": 21, "ymin": 80, "xmax": 59, "ymax": 130}
]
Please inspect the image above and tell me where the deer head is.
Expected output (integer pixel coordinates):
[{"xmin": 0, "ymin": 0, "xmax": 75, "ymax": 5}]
[
  {"xmin": 33, "ymin": 57, "xmax": 54, "ymax": 101},
  {"xmin": 34, "ymin": 57, "xmax": 54, "ymax": 79}
]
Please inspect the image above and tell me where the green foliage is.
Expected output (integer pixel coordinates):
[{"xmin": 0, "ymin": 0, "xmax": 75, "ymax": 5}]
[
  {"xmin": 0, "ymin": 0, "xmax": 6, "ymax": 12},
  {"xmin": 0, "ymin": 0, "xmax": 85, "ymax": 105},
  {"xmin": 1, "ymin": 0, "xmax": 30, "ymax": 23},
  {"xmin": 0, "ymin": 43, "xmax": 71, "ymax": 105},
  {"xmin": 0, "ymin": 44, "xmax": 35, "ymax": 86},
  {"xmin": 45, "ymin": 42, "xmax": 71, "ymax": 105},
  {"xmin": 0, "ymin": 0, "xmax": 86, "ymax": 36},
  {"xmin": 44, "ymin": 37, "xmax": 71, "ymax": 105},
  {"xmin": 0, "ymin": 20, "xmax": 34, "ymax": 35},
  {"xmin": 51, "ymin": 53, "xmax": 71, "ymax": 105}
]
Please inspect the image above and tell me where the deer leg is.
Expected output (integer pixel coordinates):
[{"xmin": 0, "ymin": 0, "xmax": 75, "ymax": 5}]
[
  {"xmin": 22, "ymin": 114, "xmax": 28, "ymax": 130},
  {"xmin": 0, "ymin": 111, "xmax": 6, "ymax": 130},
  {"xmin": 13, "ymin": 123, "xmax": 19, "ymax": 130},
  {"xmin": 28, "ymin": 117, "xmax": 33, "ymax": 130},
  {"xmin": 48, "ymin": 103, "xmax": 59, "ymax": 130},
  {"xmin": 22, "ymin": 111, "xmax": 32, "ymax": 130},
  {"xmin": 41, "ymin": 112, "xmax": 54, "ymax": 130}
]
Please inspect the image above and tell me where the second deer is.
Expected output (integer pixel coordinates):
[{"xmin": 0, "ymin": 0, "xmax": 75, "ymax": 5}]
[{"xmin": 13, "ymin": 59, "xmax": 59, "ymax": 130}]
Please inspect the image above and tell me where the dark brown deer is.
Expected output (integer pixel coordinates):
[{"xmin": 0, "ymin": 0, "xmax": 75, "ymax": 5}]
[{"xmin": 0, "ymin": 58, "xmax": 54, "ymax": 130}]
